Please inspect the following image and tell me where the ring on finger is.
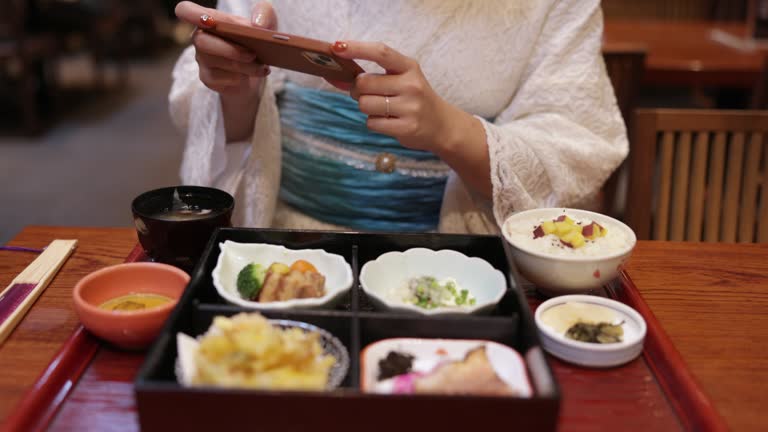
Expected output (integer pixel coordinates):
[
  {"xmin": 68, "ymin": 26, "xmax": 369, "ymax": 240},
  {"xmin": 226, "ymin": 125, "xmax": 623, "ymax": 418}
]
[{"xmin": 385, "ymin": 96, "xmax": 391, "ymax": 118}]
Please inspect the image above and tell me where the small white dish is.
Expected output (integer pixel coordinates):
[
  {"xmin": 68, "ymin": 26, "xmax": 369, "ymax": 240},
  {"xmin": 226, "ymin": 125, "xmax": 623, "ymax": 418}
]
[
  {"xmin": 212, "ymin": 241, "xmax": 354, "ymax": 309},
  {"xmin": 360, "ymin": 338, "xmax": 532, "ymax": 397},
  {"xmin": 501, "ymin": 208, "xmax": 637, "ymax": 295},
  {"xmin": 359, "ymin": 248, "xmax": 506, "ymax": 315},
  {"xmin": 534, "ymin": 295, "xmax": 646, "ymax": 368}
]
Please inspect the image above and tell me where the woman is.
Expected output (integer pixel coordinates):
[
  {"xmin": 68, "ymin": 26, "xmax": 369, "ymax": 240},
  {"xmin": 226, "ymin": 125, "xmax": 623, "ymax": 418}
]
[{"xmin": 170, "ymin": 0, "xmax": 627, "ymax": 234}]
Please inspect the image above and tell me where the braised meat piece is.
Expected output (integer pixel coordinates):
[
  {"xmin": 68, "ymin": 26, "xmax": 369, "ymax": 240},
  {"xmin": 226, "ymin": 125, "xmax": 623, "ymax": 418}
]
[{"xmin": 258, "ymin": 269, "xmax": 326, "ymax": 302}]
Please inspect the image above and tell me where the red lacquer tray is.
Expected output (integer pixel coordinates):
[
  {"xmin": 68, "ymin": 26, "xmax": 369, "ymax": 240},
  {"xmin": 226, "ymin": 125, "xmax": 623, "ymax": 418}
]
[{"xmin": 5, "ymin": 244, "xmax": 728, "ymax": 432}]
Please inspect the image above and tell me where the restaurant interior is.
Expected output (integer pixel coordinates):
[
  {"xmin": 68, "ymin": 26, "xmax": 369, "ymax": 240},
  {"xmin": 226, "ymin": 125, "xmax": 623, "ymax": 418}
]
[{"xmin": 0, "ymin": 1, "xmax": 766, "ymax": 431}]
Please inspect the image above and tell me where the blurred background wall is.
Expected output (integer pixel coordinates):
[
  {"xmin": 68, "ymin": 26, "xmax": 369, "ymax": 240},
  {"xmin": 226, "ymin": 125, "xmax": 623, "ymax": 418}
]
[{"xmin": 0, "ymin": 0, "xmax": 205, "ymax": 243}]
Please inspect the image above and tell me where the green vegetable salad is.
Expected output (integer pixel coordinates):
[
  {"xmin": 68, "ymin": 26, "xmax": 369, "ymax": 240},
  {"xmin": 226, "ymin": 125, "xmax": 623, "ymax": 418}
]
[{"xmin": 405, "ymin": 276, "xmax": 475, "ymax": 309}]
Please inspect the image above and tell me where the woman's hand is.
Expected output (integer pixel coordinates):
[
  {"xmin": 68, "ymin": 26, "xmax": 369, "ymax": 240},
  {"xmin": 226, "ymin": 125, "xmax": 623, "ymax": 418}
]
[
  {"xmin": 331, "ymin": 41, "xmax": 492, "ymax": 197},
  {"xmin": 175, "ymin": 1, "xmax": 275, "ymax": 95},
  {"xmin": 175, "ymin": 1, "xmax": 276, "ymax": 142},
  {"xmin": 331, "ymin": 41, "xmax": 456, "ymax": 153}
]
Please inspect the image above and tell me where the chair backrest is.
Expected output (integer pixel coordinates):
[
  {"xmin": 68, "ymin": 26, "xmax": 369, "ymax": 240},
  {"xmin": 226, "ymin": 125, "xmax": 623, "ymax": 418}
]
[
  {"xmin": 602, "ymin": 0, "xmax": 745, "ymax": 20},
  {"xmin": 752, "ymin": 57, "xmax": 768, "ymax": 109},
  {"xmin": 602, "ymin": 0, "xmax": 704, "ymax": 19},
  {"xmin": 600, "ymin": 46, "xmax": 646, "ymax": 218},
  {"xmin": 627, "ymin": 109, "xmax": 768, "ymax": 242},
  {"xmin": 712, "ymin": 0, "xmax": 748, "ymax": 20},
  {"xmin": 603, "ymin": 45, "xmax": 647, "ymax": 125}
]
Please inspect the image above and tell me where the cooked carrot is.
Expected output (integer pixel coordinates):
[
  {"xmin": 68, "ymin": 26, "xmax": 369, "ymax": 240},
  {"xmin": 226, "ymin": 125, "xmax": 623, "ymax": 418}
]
[{"xmin": 290, "ymin": 259, "xmax": 318, "ymax": 273}]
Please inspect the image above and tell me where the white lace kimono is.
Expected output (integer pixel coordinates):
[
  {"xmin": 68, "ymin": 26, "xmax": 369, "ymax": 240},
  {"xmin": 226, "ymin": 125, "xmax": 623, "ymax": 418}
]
[{"xmin": 169, "ymin": 0, "xmax": 628, "ymax": 234}]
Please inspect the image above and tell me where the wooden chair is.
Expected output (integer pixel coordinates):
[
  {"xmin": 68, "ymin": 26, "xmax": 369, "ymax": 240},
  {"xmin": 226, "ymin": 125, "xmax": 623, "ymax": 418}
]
[
  {"xmin": 602, "ymin": 0, "xmax": 747, "ymax": 20},
  {"xmin": 751, "ymin": 57, "xmax": 768, "ymax": 109},
  {"xmin": 603, "ymin": 45, "xmax": 647, "ymax": 123},
  {"xmin": 711, "ymin": 0, "xmax": 749, "ymax": 20},
  {"xmin": 0, "ymin": 0, "xmax": 59, "ymax": 133},
  {"xmin": 601, "ymin": 46, "xmax": 647, "ymax": 218},
  {"xmin": 627, "ymin": 109, "xmax": 768, "ymax": 242},
  {"xmin": 34, "ymin": 0, "xmax": 165, "ymax": 87}
]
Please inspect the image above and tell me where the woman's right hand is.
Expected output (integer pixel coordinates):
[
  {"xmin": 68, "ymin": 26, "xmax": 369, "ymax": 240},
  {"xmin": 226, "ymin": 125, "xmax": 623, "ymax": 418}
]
[
  {"xmin": 175, "ymin": 1, "xmax": 277, "ymax": 142},
  {"xmin": 175, "ymin": 1, "xmax": 277, "ymax": 97}
]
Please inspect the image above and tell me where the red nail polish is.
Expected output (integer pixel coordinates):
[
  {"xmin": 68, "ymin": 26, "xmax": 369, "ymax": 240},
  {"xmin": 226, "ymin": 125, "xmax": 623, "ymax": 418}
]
[
  {"xmin": 332, "ymin": 41, "xmax": 348, "ymax": 52},
  {"xmin": 199, "ymin": 14, "xmax": 216, "ymax": 28}
]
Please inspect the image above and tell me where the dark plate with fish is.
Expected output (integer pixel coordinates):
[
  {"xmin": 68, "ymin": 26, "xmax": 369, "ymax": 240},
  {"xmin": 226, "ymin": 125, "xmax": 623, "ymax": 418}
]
[{"xmin": 134, "ymin": 228, "xmax": 561, "ymax": 431}]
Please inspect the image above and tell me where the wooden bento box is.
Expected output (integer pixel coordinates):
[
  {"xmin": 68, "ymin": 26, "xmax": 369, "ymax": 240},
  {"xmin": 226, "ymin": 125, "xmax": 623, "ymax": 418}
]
[{"xmin": 134, "ymin": 228, "xmax": 561, "ymax": 431}]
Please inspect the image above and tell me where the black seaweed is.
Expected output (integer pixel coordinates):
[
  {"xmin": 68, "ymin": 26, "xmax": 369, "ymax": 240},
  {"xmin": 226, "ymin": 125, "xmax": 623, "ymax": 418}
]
[
  {"xmin": 377, "ymin": 351, "xmax": 415, "ymax": 380},
  {"xmin": 565, "ymin": 321, "xmax": 623, "ymax": 344}
]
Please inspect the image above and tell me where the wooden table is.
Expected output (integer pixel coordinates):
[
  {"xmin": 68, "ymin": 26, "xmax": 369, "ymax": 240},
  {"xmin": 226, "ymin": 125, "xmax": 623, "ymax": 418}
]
[
  {"xmin": 1, "ymin": 226, "xmax": 766, "ymax": 431},
  {"xmin": 603, "ymin": 19, "xmax": 766, "ymax": 88}
]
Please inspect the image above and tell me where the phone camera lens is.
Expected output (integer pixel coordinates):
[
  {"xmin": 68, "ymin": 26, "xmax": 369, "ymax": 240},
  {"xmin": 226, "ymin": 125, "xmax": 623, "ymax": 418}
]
[{"xmin": 302, "ymin": 51, "xmax": 340, "ymax": 70}]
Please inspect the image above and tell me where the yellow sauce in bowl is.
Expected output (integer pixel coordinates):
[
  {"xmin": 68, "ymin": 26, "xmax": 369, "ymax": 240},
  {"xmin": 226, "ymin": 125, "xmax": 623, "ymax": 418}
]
[{"xmin": 99, "ymin": 293, "xmax": 174, "ymax": 312}]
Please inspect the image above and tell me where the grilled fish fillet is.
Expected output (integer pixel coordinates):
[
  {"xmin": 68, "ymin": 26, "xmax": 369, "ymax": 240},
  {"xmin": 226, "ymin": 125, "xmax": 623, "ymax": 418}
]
[{"xmin": 413, "ymin": 346, "xmax": 516, "ymax": 396}]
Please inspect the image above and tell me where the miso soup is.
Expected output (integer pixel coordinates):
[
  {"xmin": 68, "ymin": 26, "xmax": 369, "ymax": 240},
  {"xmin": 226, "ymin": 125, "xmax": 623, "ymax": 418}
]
[{"xmin": 153, "ymin": 207, "xmax": 215, "ymax": 221}]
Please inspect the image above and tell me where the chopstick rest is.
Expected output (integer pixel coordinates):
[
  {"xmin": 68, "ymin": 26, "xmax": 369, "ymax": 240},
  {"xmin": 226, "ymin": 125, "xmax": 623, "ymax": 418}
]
[{"xmin": 0, "ymin": 240, "xmax": 78, "ymax": 345}]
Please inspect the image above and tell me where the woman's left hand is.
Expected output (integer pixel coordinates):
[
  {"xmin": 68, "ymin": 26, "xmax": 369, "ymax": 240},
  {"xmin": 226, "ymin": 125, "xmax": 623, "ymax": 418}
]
[{"xmin": 330, "ymin": 40, "xmax": 466, "ymax": 155}]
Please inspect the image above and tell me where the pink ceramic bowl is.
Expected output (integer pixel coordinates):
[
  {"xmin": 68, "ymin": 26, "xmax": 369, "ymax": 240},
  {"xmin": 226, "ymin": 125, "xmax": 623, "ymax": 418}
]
[{"xmin": 73, "ymin": 262, "xmax": 190, "ymax": 349}]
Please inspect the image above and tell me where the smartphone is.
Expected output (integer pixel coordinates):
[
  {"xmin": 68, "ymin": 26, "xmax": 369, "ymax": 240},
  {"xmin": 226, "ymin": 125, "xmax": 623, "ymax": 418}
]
[{"xmin": 205, "ymin": 22, "xmax": 365, "ymax": 82}]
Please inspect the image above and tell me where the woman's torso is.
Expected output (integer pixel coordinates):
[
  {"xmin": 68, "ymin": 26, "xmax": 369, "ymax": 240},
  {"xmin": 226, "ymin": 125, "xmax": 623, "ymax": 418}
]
[
  {"xmin": 272, "ymin": 0, "xmax": 542, "ymax": 116},
  {"xmin": 217, "ymin": 0, "xmax": 558, "ymax": 233}
]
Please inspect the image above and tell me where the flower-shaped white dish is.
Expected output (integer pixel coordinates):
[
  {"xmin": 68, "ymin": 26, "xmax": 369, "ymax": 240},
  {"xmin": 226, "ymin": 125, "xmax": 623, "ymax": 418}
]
[
  {"xmin": 534, "ymin": 295, "xmax": 646, "ymax": 368},
  {"xmin": 359, "ymin": 248, "xmax": 506, "ymax": 315},
  {"xmin": 360, "ymin": 338, "xmax": 532, "ymax": 397},
  {"xmin": 502, "ymin": 208, "xmax": 637, "ymax": 295},
  {"xmin": 177, "ymin": 318, "xmax": 349, "ymax": 389},
  {"xmin": 212, "ymin": 240, "xmax": 354, "ymax": 309}
]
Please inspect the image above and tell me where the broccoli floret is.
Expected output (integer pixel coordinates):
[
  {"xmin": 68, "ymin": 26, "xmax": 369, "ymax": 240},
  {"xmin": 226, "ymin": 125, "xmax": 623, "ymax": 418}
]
[{"xmin": 236, "ymin": 263, "xmax": 266, "ymax": 300}]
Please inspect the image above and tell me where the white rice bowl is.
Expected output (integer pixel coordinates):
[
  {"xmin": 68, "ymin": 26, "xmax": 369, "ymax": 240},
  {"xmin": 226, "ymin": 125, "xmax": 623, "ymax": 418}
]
[{"xmin": 501, "ymin": 208, "xmax": 636, "ymax": 295}]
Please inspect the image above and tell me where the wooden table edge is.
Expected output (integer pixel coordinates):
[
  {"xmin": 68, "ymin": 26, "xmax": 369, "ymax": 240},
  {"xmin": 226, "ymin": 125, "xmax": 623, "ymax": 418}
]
[
  {"xmin": 615, "ymin": 270, "xmax": 729, "ymax": 432},
  {"xmin": 0, "ymin": 231, "xmax": 740, "ymax": 431},
  {"xmin": 1, "ymin": 243, "xmax": 144, "ymax": 432}
]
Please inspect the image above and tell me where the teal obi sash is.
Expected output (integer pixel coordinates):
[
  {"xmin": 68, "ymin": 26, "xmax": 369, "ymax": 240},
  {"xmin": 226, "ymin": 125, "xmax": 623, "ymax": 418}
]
[{"xmin": 277, "ymin": 82, "xmax": 449, "ymax": 231}]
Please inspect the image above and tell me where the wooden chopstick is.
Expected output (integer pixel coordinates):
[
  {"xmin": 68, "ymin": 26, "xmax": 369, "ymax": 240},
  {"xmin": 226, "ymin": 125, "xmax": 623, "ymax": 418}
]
[{"xmin": 0, "ymin": 240, "xmax": 78, "ymax": 345}]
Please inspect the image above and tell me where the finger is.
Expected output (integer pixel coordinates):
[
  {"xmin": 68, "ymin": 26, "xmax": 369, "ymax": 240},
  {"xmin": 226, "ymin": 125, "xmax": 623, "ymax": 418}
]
[
  {"xmin": 175, "ymin": 1, "xmax": 251, "ymax": 28},
  {"xmin": 358, "ymin": 95, "xmax": 403, "ymax": 118},
  {"xmin": 331, "ymin": 41, "xmax": 413, "ymax": 74},
  {"xmin": 196, "ymin": 52, "xmax": 269, "ymax": 77},
  {"xmin": 251, "ymin": 1, "xmax": 278, "ymax": 30},
  {"xmin": 366, "ymin": 116, "xmax": 412, "ymax": 137},
  {"xmin": 352, "ymin": 73, "xmax": 400, "ymax": 97},
  {"xmin": 200, "ymin": 66, "xmax": 248, "ymax": 88},
  {"xmin": 192, "ymin": 29, "xmax": 257, "ymax": 62}
]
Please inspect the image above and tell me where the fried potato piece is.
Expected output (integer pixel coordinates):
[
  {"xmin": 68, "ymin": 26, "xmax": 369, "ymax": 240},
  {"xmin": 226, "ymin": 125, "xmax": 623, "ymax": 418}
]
[{"xmin": 193, "ymin": 313, "xmax": 336, "ymax": 390}]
